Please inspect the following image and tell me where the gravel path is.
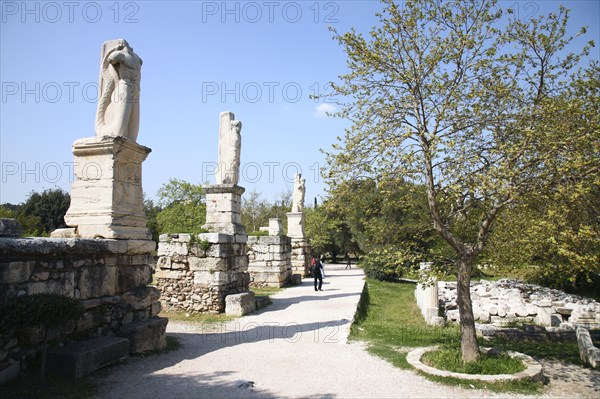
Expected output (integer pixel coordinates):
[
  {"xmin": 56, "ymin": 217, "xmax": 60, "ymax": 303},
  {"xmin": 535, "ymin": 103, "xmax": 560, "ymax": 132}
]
[{"xmin": 95, "ymin": 265, "xmax": 599, "ymax": 398}]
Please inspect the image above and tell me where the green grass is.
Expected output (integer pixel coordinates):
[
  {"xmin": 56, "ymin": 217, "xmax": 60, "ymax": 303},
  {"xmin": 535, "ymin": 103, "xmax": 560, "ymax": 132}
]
[
  {"xmin": 422, "ymin": 347, "xmax": 525, "ymax": 375},
  {"xmin": 350, "ymin": 278, "xmax": 543, "ymax": 394},
  {"xmin": 251, "ymin": 286, "xmax": 283, "ymax": 297},
  {"xmin": 161, "ymin": 310, "xmax": 236, "ymax": 324},
  {"xmin": 420, "ymin": 372, "xmax": 543, "ymax": 394},
  {"xmin": 486, "ymin": 339, "xmax": 582, "ymax": 366}
]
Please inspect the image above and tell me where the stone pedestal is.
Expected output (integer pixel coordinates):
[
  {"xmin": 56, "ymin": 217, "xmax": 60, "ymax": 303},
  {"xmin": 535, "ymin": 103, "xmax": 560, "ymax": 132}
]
[
  {"xmin": 203, "ymin": 184, "xmax": 245, "ymax": 235},
  {"xmin": 286, "ymin": 212, "xmax": 311, "ymax": 276},
  {"xmin": 286, "ymin": 212, "xmax": 304, "ymax": 239},
  {"xmin": 61, "ymin": 136, "xmax": 151, "ymax": 239},
  {"xmin": 247, "ymin": 235, "xmax": 292, "ymax": 287},
  {"xmin": 290, "ymin": 238, "xmax": 311, "ymax": 277}
]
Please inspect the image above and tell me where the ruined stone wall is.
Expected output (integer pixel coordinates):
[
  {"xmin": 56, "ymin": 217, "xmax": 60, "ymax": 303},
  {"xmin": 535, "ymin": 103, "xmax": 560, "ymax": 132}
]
[
  {"xmin": 247, "ymin": 235, "xmax": 292, "ymax": 288},
  {"xmin": 155, "ymin": 233, "xmax": 249, "ymax": 313},
  {"xmin": 0, "ymin": 237, "xmax": 164, "ymax": 377},
  {"xmin": 439, "ymin": 279, "xmax": 600, "ymax": 329}
]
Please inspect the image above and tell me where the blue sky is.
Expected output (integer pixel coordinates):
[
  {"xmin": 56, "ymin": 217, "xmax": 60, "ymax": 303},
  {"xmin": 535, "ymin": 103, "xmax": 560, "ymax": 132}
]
[{"xmin": 1, "ymin": 0, "xmax": 599, "ymax": 206}]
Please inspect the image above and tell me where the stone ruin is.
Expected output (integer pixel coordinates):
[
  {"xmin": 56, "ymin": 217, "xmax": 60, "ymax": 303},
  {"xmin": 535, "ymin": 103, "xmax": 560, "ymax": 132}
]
[
  {"xmin": 247, "ymin": 218, "xmax": 293, "ymax": 288},
  {"xmin": 414, "ymin": 263, "xmax": 600, "ymax": 332},
  {"xmin": 287, "ymin": 173, "xmax": 312, "ymax": 276},
  {"xmin": 0, "ymin": 39, "xmax": 166, "ymax": 383},
  {"xmin": 154, "ymin": 111, "xmax": 250, "ymax": 314},
  {"xmin": 438, "ymin": 279, "xmax": 600, "ymax": 330}
]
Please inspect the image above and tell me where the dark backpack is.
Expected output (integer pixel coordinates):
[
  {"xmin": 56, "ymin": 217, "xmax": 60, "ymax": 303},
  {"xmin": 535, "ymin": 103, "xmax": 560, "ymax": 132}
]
[{"xmin": 312, "ymin": 261, "xmax": 321, "ymax": 275}]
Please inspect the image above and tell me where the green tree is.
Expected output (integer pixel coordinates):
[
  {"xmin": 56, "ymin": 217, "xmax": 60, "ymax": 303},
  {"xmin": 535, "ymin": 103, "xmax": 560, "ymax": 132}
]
[
  {"xmin": 241, "ymin": 190, "xmax": 271, "ymax": 234},
  {"xmin": 484, "ymin": 65, "xmax": 600, "ymax": 295},
  {"xmin": 155, "ymin": 178, "xmax": 206, "ymax": 234},
  {"xmin": 143, "ymin": 195, "xmax": 161, "ymax": 242},
  {"xmin": 326, "ymin": 178, "xmax": 452, "ymax": 278},
  {"xmin": 304, "ymin": 205, "xmax": 354, "ymax": 262},
  {"xmin": 16, "ymin": 188, "xmax": 70, "ymax": 236},
  {"xmin": 327, "ymin": 0, "xmax": 592, "ymax": 361}
]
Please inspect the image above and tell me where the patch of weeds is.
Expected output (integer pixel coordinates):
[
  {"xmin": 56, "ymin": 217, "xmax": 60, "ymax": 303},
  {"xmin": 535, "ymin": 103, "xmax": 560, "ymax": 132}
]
[
  {"xmin": 418, "ymin": 371, "xmax": 543, "ymax": 395},
  {"xmin": 251, "ymin": 286, "xmax": 282, "ymax": 297},
  {"xmin": 421, "ymin": 347, "xmax": 525, "ymax": 375},
  {"xmin": 368, "ymin": 343, "xmax": 411, "ymax": 369},
  {"xmin": 162, "ymin": 310, "xmax": 235, "ymax": 325}
]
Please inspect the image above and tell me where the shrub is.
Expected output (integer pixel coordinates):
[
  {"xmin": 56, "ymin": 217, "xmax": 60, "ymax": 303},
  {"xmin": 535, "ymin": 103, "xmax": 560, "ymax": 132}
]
[{"xmin": 0, "ymin": 294, "xmax": 84, "ymax": 381}]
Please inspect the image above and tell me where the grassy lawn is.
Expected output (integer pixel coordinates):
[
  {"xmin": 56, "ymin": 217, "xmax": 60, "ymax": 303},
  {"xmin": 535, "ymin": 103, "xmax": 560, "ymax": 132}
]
[{"xmin": 350, "ymin": 278, "xmax": 545, "ymax": 394}]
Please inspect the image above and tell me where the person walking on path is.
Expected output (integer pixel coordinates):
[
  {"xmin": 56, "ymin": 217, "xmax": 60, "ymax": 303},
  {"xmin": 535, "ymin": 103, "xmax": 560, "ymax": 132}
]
[
  {"xmin": 313, "ymin": 256, "xmax": 324, "ymax": 291},
  {"xmin": 345, "ymin": 252, "xmax": 351, "ymax": 269}
]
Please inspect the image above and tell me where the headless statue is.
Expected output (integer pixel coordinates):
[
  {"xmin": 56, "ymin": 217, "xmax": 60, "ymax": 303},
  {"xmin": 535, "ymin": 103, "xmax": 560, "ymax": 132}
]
[
  {"xmin": 95, "ymin": 39, "xmax": 142, "ymax": 141},
  {"xmin": 216, "ymin": 111, "xmax": 242, "ymax": 185}
]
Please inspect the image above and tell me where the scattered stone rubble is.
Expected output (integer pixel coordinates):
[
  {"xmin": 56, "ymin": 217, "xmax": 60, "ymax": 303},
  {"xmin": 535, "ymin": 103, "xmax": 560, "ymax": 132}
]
[{"xmin": 438, "ymin": 279, "xmax": 600, "ymax": 330}]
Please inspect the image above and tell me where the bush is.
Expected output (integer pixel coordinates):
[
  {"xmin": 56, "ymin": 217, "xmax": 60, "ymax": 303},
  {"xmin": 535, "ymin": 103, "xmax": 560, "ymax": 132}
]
[
  {"xmin": 0, "ymin": 294, "xmax": 84, "ymax": 381},
  {"xmin": 363, "ymin": 247, "xmax": 418, "ymax": 281},
  {"xmin": 527, "ymin": 267, "xmax": 600, "ymax": 300}
]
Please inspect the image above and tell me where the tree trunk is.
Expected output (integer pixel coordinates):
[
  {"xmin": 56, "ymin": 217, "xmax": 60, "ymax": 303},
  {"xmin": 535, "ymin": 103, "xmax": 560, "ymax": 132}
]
[{"xmin": 456, "ymin": 256, "xmax": 480, "ymax": 362}]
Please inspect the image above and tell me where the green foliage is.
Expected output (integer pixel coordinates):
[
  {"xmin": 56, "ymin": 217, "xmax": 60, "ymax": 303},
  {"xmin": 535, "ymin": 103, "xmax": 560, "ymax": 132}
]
[
  {"xmin": 304, "ymin": 205, "xmax": 355, "ymax": 262},
  {"xmin": 350, "ymin": 279, "xmax": 543, "ymax": 394},
  {"xmin": 421, "ymin": 348, "xmax": 526, "ymax": 375},
  {"xmin": 3, "ymin": 374, "xmax": 98, "ymax": 399},
  {"xmin": 3, "ymin": 188, "xmax": 70, "ymax": 236},
  {"xmin": 241, "ymin": 190, "xmax": 272, "ymax": 234},
  {"xmin": 362, "ymin": 247, "xmax": 416, "ymax": 281},
  {"xmin": 327, "ymin": 0, "xmax": 594, "ymax": 361},
  {"xmin": 155, "ymin": 178, "xmax": 206, "ymax": 235},
  {"xmin": 0, "ymin": 293, "xmax": 84, "ymax": 381},
  {"xmin": 484, "ymin": 65, "xmax": 600, "ymax": 296},
  {"xmin": 248, "ymin": 230, "xmax": 268, "ymax": 237},
  {"xmin": 143, "ymin": 195, "xmax": 161, "ymax": 242},
  {"xmin": 349, "ymin": 279, "xmax": 460, "ymax": 366},
  {"xmin": 0, "ymin": 293, "xmax": 84, "ymax": 333}
]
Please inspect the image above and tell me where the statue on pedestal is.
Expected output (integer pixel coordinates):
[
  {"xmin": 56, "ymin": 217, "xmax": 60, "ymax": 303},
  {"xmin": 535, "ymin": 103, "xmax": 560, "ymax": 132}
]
[
  {"xmin": 291, "ymin": 174, "xmax": 306, "ymax": 213},
  {"xmin": 216, "ymin": 111, "xmax": 242, "ymax": 185},
  {"xmin": 95, "ymin": 39, "xmax": 143, "ymax": 142}
]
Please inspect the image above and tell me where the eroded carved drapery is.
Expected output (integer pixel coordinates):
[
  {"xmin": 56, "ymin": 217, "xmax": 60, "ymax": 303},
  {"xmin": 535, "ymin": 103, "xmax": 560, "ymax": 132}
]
[
  {"xmin": 95, "ymin": 39, "xmax": 142, "ymax": 142},
  {"xmin": 292, "ymin": 173, "xmax": 306, "ymax": 213},
  {"xmin": 216, "ymin": 111, "xmax": 242, "ymax": 185}
]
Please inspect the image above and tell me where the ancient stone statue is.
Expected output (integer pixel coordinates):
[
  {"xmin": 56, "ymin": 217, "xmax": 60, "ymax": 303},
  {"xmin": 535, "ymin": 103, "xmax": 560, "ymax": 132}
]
[
  {"xmin": 292, "ymin": 173, "xmax": 306, "ymax": 213},
  {"xmin": 216, "ymin": 111, "xmax": 242, "ymax": 185},
  {"xmin": 95, "ymin": 39, "xmax": 142, "ymax": 141}
]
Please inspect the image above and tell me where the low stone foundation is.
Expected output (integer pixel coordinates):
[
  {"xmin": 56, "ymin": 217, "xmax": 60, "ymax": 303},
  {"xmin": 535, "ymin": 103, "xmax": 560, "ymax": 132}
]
[
  {"xmin": 439, "ymin": 279, "xmax": 600, "ymax": 329},
  {"xmin": 247, "ymin": 235, "xmax": 292, "ymax": 288},
  {"xmin": 155, "ymin": 233, "xmax": 250, "ymax": 313},
  {"xmin": 0, "ymin": 235, "xmax": 165, "ymax": 378},
  {"xmin": 290, "ymin": 238, "xmax": 311, "ymax": 277}
]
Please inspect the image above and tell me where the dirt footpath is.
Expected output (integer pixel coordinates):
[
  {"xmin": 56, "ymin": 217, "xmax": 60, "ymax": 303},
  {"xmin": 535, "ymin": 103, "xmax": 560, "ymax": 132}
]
[{"xmin": 95, "ymin": 265, "xmax": 599, "ymax": 398}]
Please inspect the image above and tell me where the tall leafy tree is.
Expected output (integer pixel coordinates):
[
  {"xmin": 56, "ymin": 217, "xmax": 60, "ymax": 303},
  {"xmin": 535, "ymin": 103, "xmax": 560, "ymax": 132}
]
[
  {"xmin": 155, "ymin": 178, "xmax": 206, "ymax": 234},
  {"xmin": 484, "ymin": 64, "xmax": 600, "ymax": 295},
  {"xmin": 18, "ymin": 188, "xmax": 70, "ymax": 236},
  {"xmin": 326, "ymin": 0, "xmax": 593, "ymax": 361}
]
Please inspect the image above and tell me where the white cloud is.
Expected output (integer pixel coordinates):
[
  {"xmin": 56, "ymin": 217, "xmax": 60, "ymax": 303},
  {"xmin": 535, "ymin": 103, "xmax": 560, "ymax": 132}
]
[{"xmin": 313, "ymin": 103, "xmax": 337, "ymax": 118}]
